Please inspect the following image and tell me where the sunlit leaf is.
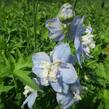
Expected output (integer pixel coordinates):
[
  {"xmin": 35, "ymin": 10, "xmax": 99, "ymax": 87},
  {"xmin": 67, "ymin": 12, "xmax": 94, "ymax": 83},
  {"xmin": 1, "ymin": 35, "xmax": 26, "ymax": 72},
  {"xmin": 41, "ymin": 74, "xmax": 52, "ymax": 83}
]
[{"xmin": 14, "ymin": 70, "xmax": 41, "ymax": 92}]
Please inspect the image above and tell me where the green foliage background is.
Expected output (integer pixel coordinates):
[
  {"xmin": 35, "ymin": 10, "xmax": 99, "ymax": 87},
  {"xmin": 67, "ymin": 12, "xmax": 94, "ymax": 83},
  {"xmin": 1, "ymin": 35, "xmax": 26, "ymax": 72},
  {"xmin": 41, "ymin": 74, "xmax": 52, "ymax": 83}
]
[{"xmin": 0, "ymin": 0, "xmax": 109, "ymax": 109}]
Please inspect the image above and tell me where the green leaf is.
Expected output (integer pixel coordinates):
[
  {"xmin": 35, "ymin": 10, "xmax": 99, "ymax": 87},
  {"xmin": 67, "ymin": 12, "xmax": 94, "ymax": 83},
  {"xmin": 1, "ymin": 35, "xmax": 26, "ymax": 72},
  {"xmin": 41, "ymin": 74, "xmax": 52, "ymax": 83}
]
[
  {"xmin": 0, "ymin": 85, "xmax": 14, "ymax": 93},
  {"xmin": 0, "ymin": 64, "xmax": 12, "ymax": 78},
  {"xmin": 14, "ymin": 56, "xmax": 32, "ymax": 72},
  {"xmin": 13, "ymin": 70, "xmax": 41, "ymax": 92}
]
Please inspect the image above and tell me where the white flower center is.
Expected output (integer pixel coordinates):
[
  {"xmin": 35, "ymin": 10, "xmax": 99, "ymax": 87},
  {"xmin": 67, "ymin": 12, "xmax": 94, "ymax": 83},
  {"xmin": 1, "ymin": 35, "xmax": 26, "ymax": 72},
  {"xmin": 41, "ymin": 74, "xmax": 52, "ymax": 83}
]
[
  {"xmin": 23, "ymin": 85, "xmax": 35, "ymax": 97},
  {"xmin": 40, "ymin": 61, "xmax": 61, "ymax": 82}
]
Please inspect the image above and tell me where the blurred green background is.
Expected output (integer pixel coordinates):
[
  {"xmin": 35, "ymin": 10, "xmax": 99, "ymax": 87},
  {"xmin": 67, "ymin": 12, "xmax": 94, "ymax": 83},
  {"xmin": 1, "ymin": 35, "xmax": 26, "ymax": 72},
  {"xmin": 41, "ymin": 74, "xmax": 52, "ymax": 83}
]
[{"xmin": 0, "ymin": 0, "xmax": 109, "ymax": 109}]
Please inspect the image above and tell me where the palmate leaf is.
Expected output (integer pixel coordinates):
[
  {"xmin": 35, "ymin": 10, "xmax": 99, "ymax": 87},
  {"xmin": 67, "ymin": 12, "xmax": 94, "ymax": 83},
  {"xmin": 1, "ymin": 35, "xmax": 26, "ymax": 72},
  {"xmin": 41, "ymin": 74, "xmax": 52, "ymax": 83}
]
[
  {"xmin": 0, "ymin": 85, "xmax": 14, "ymax": 93},
  {"xmin": 13, "ymin": 70, "xmax": 42, "ymax": 92},
  {"xmin": 14, "ymin": 55, "xmax": 32, "ymax": 72}
]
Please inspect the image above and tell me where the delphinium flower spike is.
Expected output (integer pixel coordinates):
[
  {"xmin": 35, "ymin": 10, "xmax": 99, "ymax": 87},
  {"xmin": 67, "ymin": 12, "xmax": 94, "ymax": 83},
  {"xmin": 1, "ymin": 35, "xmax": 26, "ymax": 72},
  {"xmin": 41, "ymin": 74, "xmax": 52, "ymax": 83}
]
[{"xmin": 21, "ymin": 2, "xmax": 96, "ymax": 109}]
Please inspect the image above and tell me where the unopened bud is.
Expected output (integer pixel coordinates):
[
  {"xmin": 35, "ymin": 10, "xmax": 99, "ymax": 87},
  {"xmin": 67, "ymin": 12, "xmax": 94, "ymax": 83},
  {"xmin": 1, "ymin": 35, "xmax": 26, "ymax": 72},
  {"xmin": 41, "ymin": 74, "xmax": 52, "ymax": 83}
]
[{"xmin": 58, "ymin": 3, "xmax": 75, "ymax": 23}]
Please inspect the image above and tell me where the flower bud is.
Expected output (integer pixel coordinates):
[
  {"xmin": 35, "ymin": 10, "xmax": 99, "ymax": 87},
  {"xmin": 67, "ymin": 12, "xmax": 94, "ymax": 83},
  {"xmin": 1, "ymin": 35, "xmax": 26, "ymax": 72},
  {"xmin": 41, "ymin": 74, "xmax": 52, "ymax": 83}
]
[{"xmin": 58, "ymin": 3, "xmax": 75, "ymax": 23}]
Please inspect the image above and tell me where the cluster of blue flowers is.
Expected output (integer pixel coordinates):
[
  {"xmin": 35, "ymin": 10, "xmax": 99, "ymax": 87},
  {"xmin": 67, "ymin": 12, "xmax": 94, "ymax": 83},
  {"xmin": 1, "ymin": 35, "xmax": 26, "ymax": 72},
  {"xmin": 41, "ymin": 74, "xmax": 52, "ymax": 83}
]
[{"xmin": 22, "ymin": 3, "xmax": 95, "ymax": 109}]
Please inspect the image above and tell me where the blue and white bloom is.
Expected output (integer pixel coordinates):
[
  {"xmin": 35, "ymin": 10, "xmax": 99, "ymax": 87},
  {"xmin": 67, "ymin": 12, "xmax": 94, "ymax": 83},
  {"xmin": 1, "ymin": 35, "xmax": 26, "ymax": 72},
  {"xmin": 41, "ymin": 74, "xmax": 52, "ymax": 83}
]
[
  {"xmin": 45, "ymin": 3, "xmax": 74, "ymax": 41},
  {"xmin": 22, "ymin": 85, "xmax": 37, "ymax": 109},
  {"xmin": 71, "ymin": 16, "xmax": 95, "ymax": 66},
  {"xmin": 32, "ymin": 43, "xmax": 77, "ymax": 88}
]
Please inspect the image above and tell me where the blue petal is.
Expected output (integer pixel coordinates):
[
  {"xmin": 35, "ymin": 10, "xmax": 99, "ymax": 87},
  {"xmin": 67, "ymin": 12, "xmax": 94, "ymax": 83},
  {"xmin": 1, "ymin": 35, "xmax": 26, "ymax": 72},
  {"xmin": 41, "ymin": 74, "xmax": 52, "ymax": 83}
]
[
  {"xmin": 22, "ymin": 92, "xmax": 37, "ymax": 109},
  {"xmin": 32, "ymin": 63, "xmax": 49, "ymax": 86},
  {"xmin": 49, "ymin": 31, "xmax": 64, "ymax": 41},
  {"xmin": 76, "ymin": 47, "xmax": 82, "ymax": 67},
  {"xmin": 40, "ymin": 78, "xmax": 49, "ymax": 86},
  {"xmin": 74, "ymin": 34, "xmax": 80, "ymax": 51},
  {"xmin": 32, "ymin": 52, "xmax": 50, "ymax": 85},
  {"xmin": 52, "ymin": 43, "xmax": 71, "ymax": 63},
  {"xmin": 32, "ymin": 63, "xmax": 48, "ymax": 76},
  {"xmin": 68, "ymin": 16, "xmax": 84, "ymax": 40},
  {"xmin": 50, "ymin": 81, "xmax": 62, "ymax": 93},
  {"xmin": 56, "ymin": 93, "xmax": 74, "ymax": 109},
  {"xmin": 72, "ymin": 16, "xmax": 84, "ymax": 50},
  {"xmin": 46, "ymin": 18, "xmax": 62, "ymax": 32},
  {"xmin": 73, "ymin": 16, "xmax": 84, "ymax": 38},
  {"xmin": 46, "ymin": 18, "xmax": 64, "ymax": 41},
  {"xmin": 68, "ymin": 55, "xmax": 77, "ymax": 65},
  {"xmin": 59, "ymin": 63, "xmax": 78, "ymax": 84},
  {"xmin": 70, "ymin": 16, "xmax": 86, "ymax": 66},
  {"xmin": 32, "ymin": 52, "xmax": 50, "ymax": 65},
  {"xmin": 50, "ymin": 74, "xmax": 69, "ymax": 94},
  {"xmin": 33, "ymin": 77, "xmax": 49, "ymax": 86},
  {"xmin": 62, "ymin": 83, "xmax": 69, "ymax": 94},
  {"xmin": 76, "ymin": 46, "xmax": 87, "ymax": 67}
]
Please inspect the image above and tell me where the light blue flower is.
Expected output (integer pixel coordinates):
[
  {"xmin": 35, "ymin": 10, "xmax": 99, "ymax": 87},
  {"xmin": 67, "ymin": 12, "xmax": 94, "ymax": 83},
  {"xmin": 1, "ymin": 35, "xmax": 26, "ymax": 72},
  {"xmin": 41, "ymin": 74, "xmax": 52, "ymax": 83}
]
[
  {"xmin": 32, "ymin": 43, "xmax": 78, "ymax": 93},
  {"xmin": 70, "ymin": 16, "xmax": 95, "ymax": 66}
]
